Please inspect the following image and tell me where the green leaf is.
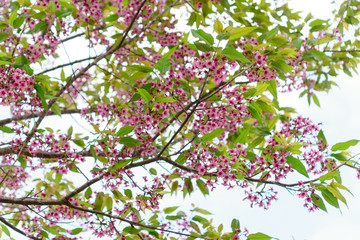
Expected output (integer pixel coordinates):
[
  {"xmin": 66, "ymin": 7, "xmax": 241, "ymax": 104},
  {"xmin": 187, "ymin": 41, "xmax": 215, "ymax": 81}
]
[
  {"xmin": 73, "ymin": 139, "xmax": 85, "ymax": 148},
  {"xmin": 326, "ymin": 185, "xmax": 347, "ymax": 205},
  {"xmin": 331, "ymin": 181, "xmax": 352, "ymax": 195},
  {"xmin": 13, "ymin": 16, "xmax": 25, "ymax": 28},
  {"xmin": 247, "ymin": 232, "xmax": 272, "ymax": 240},
  {"xmin": 0, "ymin": 32, "xmax": 9, "ymax": 42},
  {"xmin": 157, "ymin": 97, "xmax": 176, "ymax": 102},
  {"xmin": 271, "ymin": 60, "xmax": 292, "ymax": 73},
  {"xmin": 192, "ymin": 215, "xmax": 208, "ymax": 224},
  {"xmin": 127, "ymin": 65, "xmax": 153, "ymax": 73},
  {"xmin": 85, "ymin": 187, "xmax": 92, "ymax": 199},
  {"xmin": 321, "ymin": 188, "xmax": 339, "ymax": 208},
  {"xmin": 194, "ymin": 42, "xmax": 213, "ymax": 52},
  {"xmin": 308, "ymin": 49, "xmax": 329, "ymax": 61},
  {"xmin": 162, "ymin": 45, "xmax": 178, "ymax": 59},
  {"xmin": 194, "ymin": 207, "xmax": 211, "ymax": 215},
  {"xmin": 191, "ymin": 29, "xmax": 214, "ymax": 45},
  {"xmin": 247, "ymin": 106, "xmax": 263, "ymax": 124},
  {"xmin": 235, "ymin": 125, "xmax": 250, "ymax": 144},
  {"xmin": 311, "ymin": 193, "xmax": 327, "ymax": 212},
  {"xmin": 202, "ymin": 128, "xmax": 225, "ymax": 141},
  {"xmin": 55, "ymin": 9, "xmax": 73, "ymax": 18},
  {"xmin": 331, "ymin": 153, "xmax": 347, "ymax": 162},
  {"xmin": 149, "ymin": 168, "xmax": 157, "ymax": 175},
  {"xmin": 196, "ymin": 179, "xmax": 209, "ymax": 195},
  {"xmin": 124, "ymin": 189, "xmax": 132, "ymax": 198},
  {"xmin": 164, "ymin": 206, "xmax": 179, "ymax": 214},
  {"xmin": 331, "ymin": 139, "xmax": 360, "ymax": 151},
  {"xmin": 137, "ymin": 88, "xmax": 152, "ymax": 102},
  {"xmin": 123, "ymin": 226, "xmax": 139, "ymax": 235},
  {"xmin": 0, "ymin": 126, "xmax": 13, "ymax": 133},
  {"xmin": 9, "ymin": 7, "xmax": 18, "ymax": 26},
  {"xmin": 1, "ymin": 224, "xmax": 10, "ymax": 236},
  {"xmin": 32, "ymin": 12, "xmax": 47, "ymax": 19},
  {"xmin": 34, "ymin": 21, "xmax": 48, "ymax": 32},
  {"xmin": 43, "ymin": 226, "xmax": 61, "ymax": 236},
  {"xmin": 222, "ymin": 48, "xmax": 251, "ymax": 64},
  {"xmin": 286, "ymin": 156, "xmax": 309, "ymax": 178},
  {"xmin": 112, "ymin": 159, "xmax": 131, "ymax": 169},
  {"xmin": 231, "ymin": 218, "xmax": 240, "ymax": 232},
  {"xmin": 229, "ymin": 27, "xmax": 257, "ymax": 40},
  {"xmin": 0, "ymin": 60, "xmax": 11, "ymax": 65},
  {"xmin": 71, "ymin": 228, "xmax": 82, "ymax": 235},
  {"xmin": 175, "ymin": 153, "xmax": 186, "ymax": 164},
  {"xmin": 119, "ymin": 137, "xmax": 143, "ymax": 147},
  {"xmin": 157, "ymin": 57, "xmax": 171, "ymax": 74},
  {"xmin": 217, "ymin": 32, "xmax": 231, "ymax": 40},
  {"xmin": 34, "ymin": 84, "xmax": 48, "ymax": 111},
  {"xmin": 248, "ymin": 137, "xmax": 264, "ymax": 149},
  {"xmin": 317, "ymin": 129, "xmax": 327, "ymax": 145},
  {"xmin": 116, "ymin": 126, "xmax": 135, "ymax": 136},
  {"xmin": 312, "ymin": 94, "xmax": 320, "ymax": 107},
  {"xmin": 319, "ymin": 170, "xmax": 340, "ymax": 182},
  {"xmin": 103, "ymin": 14, "xmax": 118, "ymax": 22},
  {"xmin": 51, "ymin": 103, "xmax": 62, "ymax": 117},
  {"xmin": 214, "ymin": 19, "xmax": 223, "ymax": 33}
]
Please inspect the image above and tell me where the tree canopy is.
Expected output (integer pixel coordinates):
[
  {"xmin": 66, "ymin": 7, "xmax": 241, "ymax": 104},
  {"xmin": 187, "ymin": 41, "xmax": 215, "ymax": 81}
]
[{"xmin": 0, "ymin": 0, "xmax": 360, "ymax": 239}]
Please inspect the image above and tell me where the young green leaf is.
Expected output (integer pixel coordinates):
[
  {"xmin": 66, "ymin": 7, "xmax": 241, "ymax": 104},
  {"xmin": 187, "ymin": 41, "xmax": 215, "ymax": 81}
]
[
  {"xmin": 202, "ymin": 128, "xmax": 225, "ymax": 141},
  {"xmin": 119, "ymin": 137, "xmax": 143, "ymax": 147},
  {"xmin": 247, "ymin": 232, "xmax": 272, "ymax": 240},
  {"xmin": 164, "ymin": 206, "xmax": 179, "ymax": 214},
  {"xmin": 137, "ymin": 88, "xmax": 152, "ymax": 102},
  {"xmin": 331, "ymin": 139, "xmax": 360, "ymax": 151},
  {"xmin": 214, "ymin": 19, "xmax": 223, "ymax": 33},
  {"xmin": 157, "ymin": 57, "xmax": 171, "ymax": 74},
  {"xmin": 222, "ymin": 48, "xmax": 251, "ymax": 63},
  {"xmin": 286, "ymin": 156, "xmax": 309, "ymax": 178},
  {"xmin": 127, "ymin": 65, "xmax": 153, "ymax": 73},
  {"xmin": 116, "ymin": 126, "xmax": 135, "ymax": 136},
  {"xmin": 311, "ymin": 193, "xmax": 327, "ymax": 212},
  {"xmin": 196, "ymin": 179, "xmax": 209, "ymax": 196},
  {"xmin": 0, "ymin": 32, "xmax": 9, "ymax": 42},
  {"xmin": 191, "ymin": 29, "xmax": 214, "ymax": 45},
  {"xmin": 321, "ymin": 188, "xmax": 339, "ymax": 208},
  {"xmin": 229, "ymin": 27, "xmax": 257, "ymax": 40}
]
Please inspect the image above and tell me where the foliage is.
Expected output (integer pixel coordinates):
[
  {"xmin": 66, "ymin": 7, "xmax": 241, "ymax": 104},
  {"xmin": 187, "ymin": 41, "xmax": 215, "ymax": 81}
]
[{"xmin": 0, "ymin": 0, "xmax": 360, "ymax": 239}]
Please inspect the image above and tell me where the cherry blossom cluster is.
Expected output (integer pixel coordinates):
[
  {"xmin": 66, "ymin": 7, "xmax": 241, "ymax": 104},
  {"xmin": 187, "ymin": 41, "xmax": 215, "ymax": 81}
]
[
  {"xmin": 0, "ymin": 67, "xmax": 42, "ymax": 115},
  {"xmin": 236, "ymin": 37, "xmax": 279, "ymax": 82}
]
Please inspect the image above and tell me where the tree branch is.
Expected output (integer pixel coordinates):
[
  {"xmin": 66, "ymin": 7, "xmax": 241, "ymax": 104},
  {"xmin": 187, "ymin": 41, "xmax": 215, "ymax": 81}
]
[
  {"xmin": 35, "ymin": 56, "xmax": 96, "ymax": 76},
  {"xmin": 0, "ymin": 216, "xmax": 42, "ymax": 240},
  {"xmin": 0, "ymin": 108, "xmax": 96, "ymax": 127}
]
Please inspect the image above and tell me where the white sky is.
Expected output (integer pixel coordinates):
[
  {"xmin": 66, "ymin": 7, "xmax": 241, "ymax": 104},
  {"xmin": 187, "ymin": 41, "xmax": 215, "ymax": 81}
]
[{"xmin": 2, "ymin": 0, "xmax": 360, "ymax": 239}]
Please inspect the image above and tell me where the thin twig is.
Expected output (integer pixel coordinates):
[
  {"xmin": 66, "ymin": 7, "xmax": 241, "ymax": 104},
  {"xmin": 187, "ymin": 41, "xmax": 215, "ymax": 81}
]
[
  {"xmin": 36, "ymin": 56, "xmax": 96, "ymax": 76},
  {"xmin": 0, "ymin": 108, "xmax": 96, "ymax": 126},
  {"xmin": 0, "ymin": 216, "xmax": 42, "ymax": 240}
]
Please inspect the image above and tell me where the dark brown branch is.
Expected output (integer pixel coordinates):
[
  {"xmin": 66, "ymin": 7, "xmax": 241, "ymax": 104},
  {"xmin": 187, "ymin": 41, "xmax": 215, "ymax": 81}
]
[
  {"xmin": 0, "ymin": 197, "xmax": 66, "ymax": 206},
  {"xmin": 0, "ymin": 108, "xmax": 96, "ymax": 127},
  {"xmin": 0, "ymin": 216, "xmax": 42, "ymax": 240},
  {"xmin": 36, "ymin": 57, "xmax": 96, "ymax": 76}
]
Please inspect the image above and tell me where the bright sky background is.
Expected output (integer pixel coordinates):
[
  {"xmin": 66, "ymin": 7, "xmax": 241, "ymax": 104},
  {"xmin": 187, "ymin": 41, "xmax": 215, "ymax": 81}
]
[{"xmin": 2, "ymin": 0, "xmax": 360, "ymax": 239}]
